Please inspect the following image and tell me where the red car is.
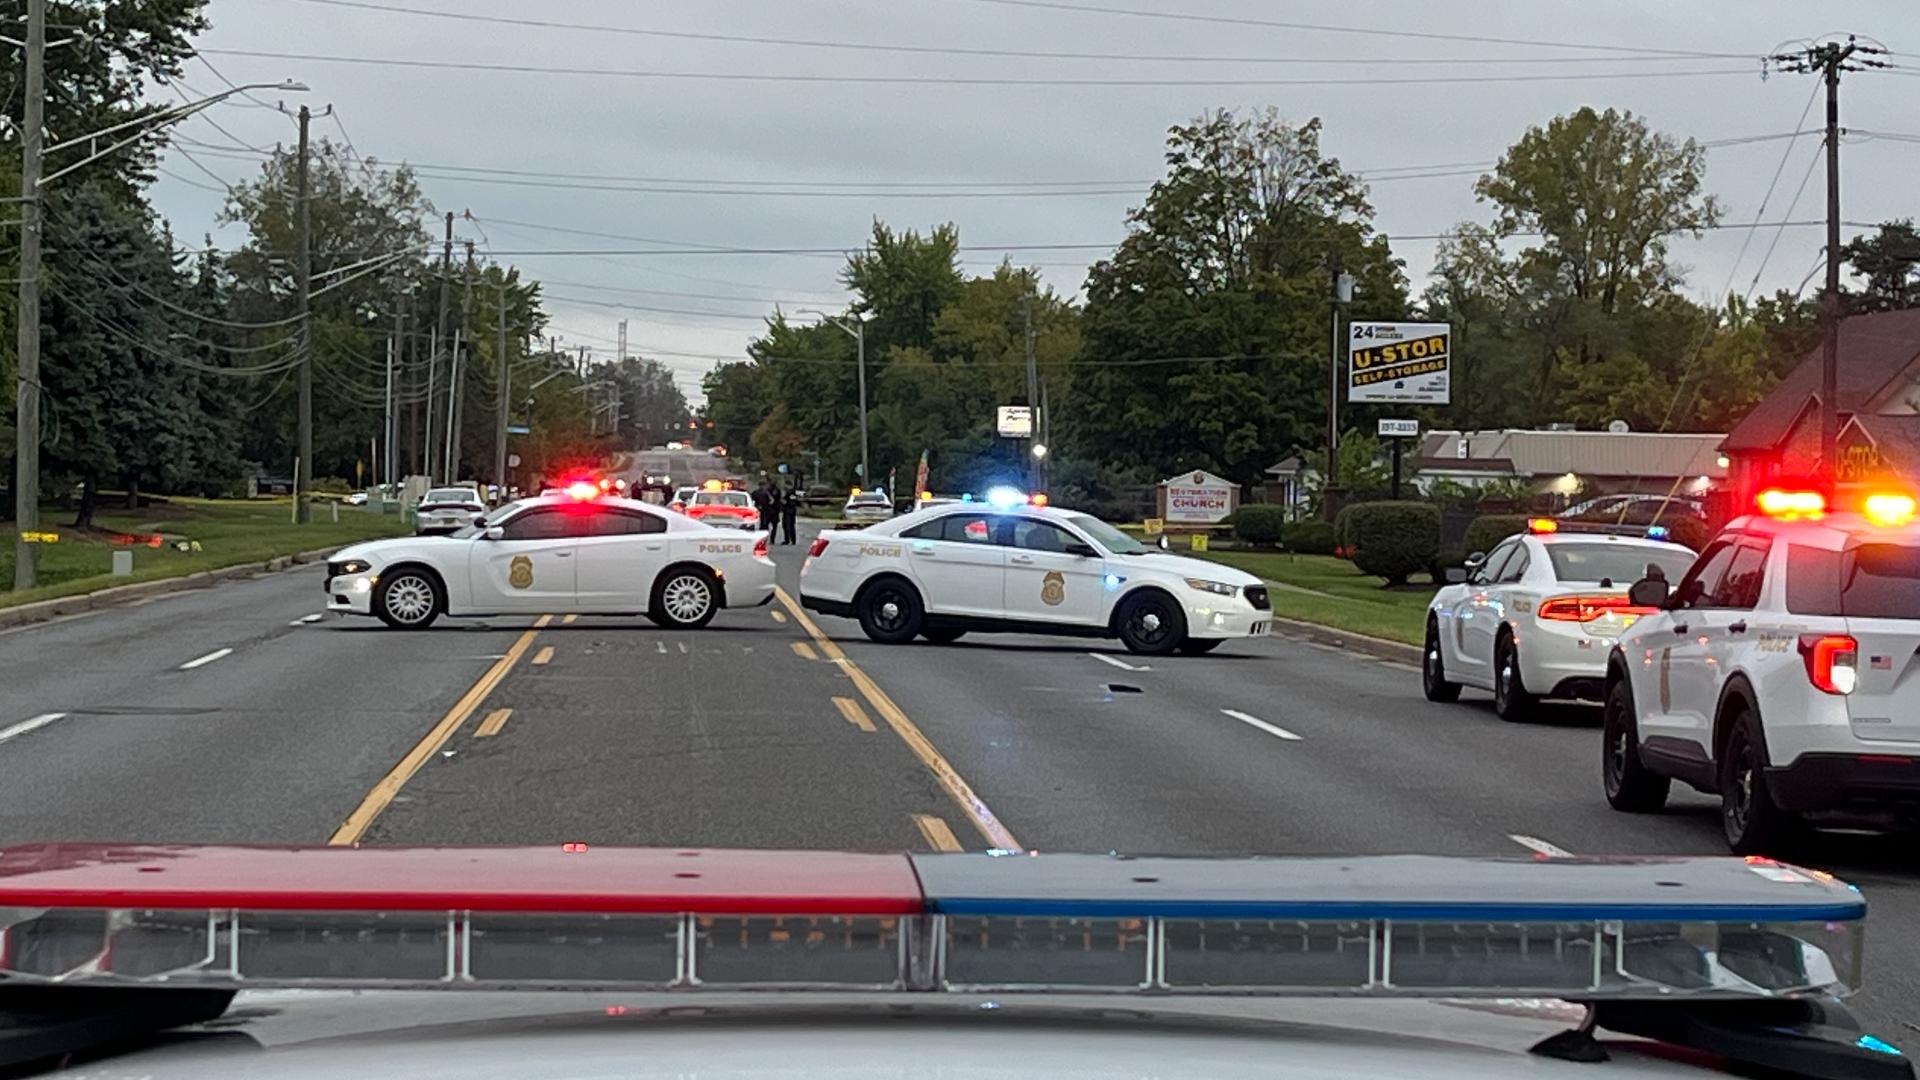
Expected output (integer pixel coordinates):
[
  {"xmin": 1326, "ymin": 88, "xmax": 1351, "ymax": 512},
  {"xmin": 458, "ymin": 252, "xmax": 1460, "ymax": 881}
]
[{"xmin": 681, "ymin": 488, "xmax": 761, "ymax": 529}]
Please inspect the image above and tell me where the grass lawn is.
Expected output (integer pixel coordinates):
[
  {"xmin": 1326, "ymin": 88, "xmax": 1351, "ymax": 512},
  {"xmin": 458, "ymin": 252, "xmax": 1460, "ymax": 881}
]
[
  {"xmin": 1, "ymin": 497, "xmax": 409, "ymax": 609},
  {"xmin": 1192, "ymin": 550, "xmax": 1436, "ymax": 646}
]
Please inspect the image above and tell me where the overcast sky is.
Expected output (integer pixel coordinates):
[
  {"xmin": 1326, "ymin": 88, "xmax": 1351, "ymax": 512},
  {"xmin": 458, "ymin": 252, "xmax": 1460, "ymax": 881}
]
[{"xmin": 148, "ymin": 0, "xmax": 1920, "ymax": 403}]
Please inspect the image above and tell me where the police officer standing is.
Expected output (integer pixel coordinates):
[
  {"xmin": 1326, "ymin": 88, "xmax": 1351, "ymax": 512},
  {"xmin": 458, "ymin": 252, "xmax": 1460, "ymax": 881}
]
[
  {"xmin": 761, "ymin": 480, "xmax": 782, "ymax": 538},
  {"xmin": 782, "ymin": 480, "xmax": 801, "ymax": 545}
]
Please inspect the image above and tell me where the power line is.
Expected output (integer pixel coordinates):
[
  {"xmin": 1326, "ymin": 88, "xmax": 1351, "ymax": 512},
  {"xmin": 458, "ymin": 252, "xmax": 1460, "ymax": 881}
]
[
  {"xmin": 949, "ymin": 0, "xmax": 1752, "ymax": 58},
  {"xmin": 545, "ymin": 293, "xmax": 771, "ymax": 323},
  {"xmin": 196, "ymin": 49, "xmax": 1761, "ymax": 87},
  {"xmin": 278, "ymin": 0, "xmax": 1729, "ymax": 67}
]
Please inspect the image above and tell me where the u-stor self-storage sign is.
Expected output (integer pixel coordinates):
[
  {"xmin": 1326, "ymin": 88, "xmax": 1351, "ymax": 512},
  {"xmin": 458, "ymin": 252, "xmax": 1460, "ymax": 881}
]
[{"xmin": 1348, "ymin": 321, "xmax": 1450, "ymax": 404}]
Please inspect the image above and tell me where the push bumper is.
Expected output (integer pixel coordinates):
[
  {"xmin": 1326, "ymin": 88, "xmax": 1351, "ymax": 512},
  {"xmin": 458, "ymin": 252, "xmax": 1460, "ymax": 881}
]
[{"xmin": 1766, "ymin": 752, "xmax": 1920, "ymax": 813}]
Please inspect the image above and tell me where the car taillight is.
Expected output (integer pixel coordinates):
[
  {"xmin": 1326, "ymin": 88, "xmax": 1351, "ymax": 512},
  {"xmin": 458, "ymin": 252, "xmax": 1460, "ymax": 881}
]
[
  {"xmin": 754, "ymin": 534, "xmax": 770, "ymax": 558},
  {"xmin": 809, "ymin": 537, "xmax": 830, "ymax": 558},
  {"xmin": 1799, "ymin": 634, "xmax": 1858, "ymax": 695},
  {"xmin": 1536, "ymin": 595, "xmax": 1658, "ymax": 622}
]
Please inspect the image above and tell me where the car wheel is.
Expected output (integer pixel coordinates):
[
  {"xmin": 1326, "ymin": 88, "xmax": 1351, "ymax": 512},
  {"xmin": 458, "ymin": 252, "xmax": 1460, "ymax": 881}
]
[
  {"xmin": 1491, "ymin": 632, "xmax": 1536, "ymax": 722},
  {"xmin": 857, "ymin": 578, "xmax": 924, "ymax": 644},
  {"xmin": 651, "ymin": 567, "xmax": 719, "ymax": 629},
  {"xmin": 375, "ymin": 569, "xmax": 441, "ymax": 629},
  {"xmin": 1177, "ymin": 638, "xmax": 1224, "ymax": 655},
  {"xmin": 1422, "ymin": 618, "xmax": 1462, "ymax": 703},
  {"xmin": 1116, "ymin": 591, "xmax": 1186, "ymax": 655},
  {"xmin": 919, "ymin": 627, "xmax": 966, "ymax": 645},
  {"xmin": 1602, "ymin": 676, "xmax": 1669, "ymax": 812},
  {"xmin": 1719, "ymin": 706, "xmax": 1804, "ymax": 855}
]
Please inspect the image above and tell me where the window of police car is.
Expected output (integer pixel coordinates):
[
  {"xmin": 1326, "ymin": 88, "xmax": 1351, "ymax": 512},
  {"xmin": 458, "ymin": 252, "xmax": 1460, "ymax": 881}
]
[
  {"xmin": 903, "ymin": 512, "xmax": 995, "ymax": 544},
  {"xmin": 1673, "ymin": 540, "xmax": 1737, "ymax": 609},
  {"xmin": 1707, "ymin": 537, "xmax": 1770, "ymax": 610},
  {"xmin": 1787, "ymin": 541, "xmax": 1920, "ymax": 618},
  {"xmin": 1009, "ymin": 518, "xmax": 1078, "ymax": 553},
  {"xmin": 1065, "ymin": 513, "xmax": 1148, "ymax": 555},
  {"xmin": 1496, "ymin": 544, "xmax": 1529, "ymax": 583},
  {"xmin": 1545, "ymin": 543, "xmax": 1693, "ymax": 585},
  {"xmin": 1470, "ymin": 540, "xmax": 1515, "ymax": 583}
]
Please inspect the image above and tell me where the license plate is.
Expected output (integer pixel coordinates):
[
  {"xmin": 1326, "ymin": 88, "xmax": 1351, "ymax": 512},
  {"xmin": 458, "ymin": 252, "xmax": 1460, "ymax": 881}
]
[{"xmin": 1250, "ymin": 621, "xmax": 1270, "ymax": 636}]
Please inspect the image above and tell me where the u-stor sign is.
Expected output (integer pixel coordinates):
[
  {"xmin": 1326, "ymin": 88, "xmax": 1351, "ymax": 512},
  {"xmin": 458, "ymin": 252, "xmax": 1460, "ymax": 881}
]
[{"xmin": 1348, "ymin": 321, "xmax": 1451, "ymax": 404}]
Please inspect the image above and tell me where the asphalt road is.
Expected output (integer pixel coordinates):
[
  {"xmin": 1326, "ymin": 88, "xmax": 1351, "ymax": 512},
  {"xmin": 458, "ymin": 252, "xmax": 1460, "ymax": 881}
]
[{"xmin": 1, "ymin": 517, "xmax": 1914, "ymax": 1043}]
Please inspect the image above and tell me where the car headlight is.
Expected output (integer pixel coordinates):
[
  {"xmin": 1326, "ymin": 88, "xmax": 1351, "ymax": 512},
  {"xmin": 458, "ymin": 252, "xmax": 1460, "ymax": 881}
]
[
  {"xmin": 336, "ymin": 559, "xmax": 371, "ymax": 575},
  {"xmin": 1183, "ymin": 577, "xmax": 1238, "ymax": 597}
]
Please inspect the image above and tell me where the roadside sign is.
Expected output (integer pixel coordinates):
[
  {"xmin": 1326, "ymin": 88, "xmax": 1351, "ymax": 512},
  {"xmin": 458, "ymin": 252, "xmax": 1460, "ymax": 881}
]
[
  {"xmin": 1160, "ymin": 469, "xmax": 1235, "ymax": 525},
  {"xmin": 996, "ymin": 405, "xmax": 1033, "ymax": 438},
  {"xmin": 1190, "ymin": 534, "xmax": 1209, "ymax": 552},
  {"xmin": 506, "ymin": 424, "xmax": 531, "ymax": 435},
  {"xmin": 507, "ymin": 453, "xmax": 521, "ymax": 468},
  {"xmin": 1142, "ymin": 517, "xmax": 1164, "ymax": 536},
  {"xmin": 1378, "ymin": 419, "xmax": 1419, "ymax": 438},
  {"xmin": 1349, "ymin": 321, "xmax": 1450, "ymax": 404}
]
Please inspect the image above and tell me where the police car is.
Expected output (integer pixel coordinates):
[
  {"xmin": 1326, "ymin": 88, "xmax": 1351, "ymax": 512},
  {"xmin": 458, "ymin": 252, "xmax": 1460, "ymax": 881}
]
[
  {"xmin": 1602, "ymin": 487, "xmax": 1920, "ymax": 853},
  {"xmin": 800, "ymin": 488, "xmax": 1271, "ymax": 654},
  {"xmin": 414, "ymin": 486, "xmax": 486, "ymax": 535},
  {"xmin": 324, "ymin": 481, "xmax": 776, "ymax": 630},
  {"xmin": 1423, "ymin": 519, "xmax": 1697, "ymax": 721}
]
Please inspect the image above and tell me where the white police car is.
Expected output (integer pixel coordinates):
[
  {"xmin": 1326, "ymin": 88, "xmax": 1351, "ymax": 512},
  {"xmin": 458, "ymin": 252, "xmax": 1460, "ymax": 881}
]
[
  {"xmin": 1423, "ymin": 519, "xmax": 1697, "ymax": 721},
  {"xmin": 1602, "ymin": 487, "xmax": 1920, "ymax": 853},
  {"xmin": 799, "ymin": 488, "xmax": 1271, "ymax": 654},
  {"xmin": 324, "ymin": 482, "xmax": 777, "ymax": 630}
]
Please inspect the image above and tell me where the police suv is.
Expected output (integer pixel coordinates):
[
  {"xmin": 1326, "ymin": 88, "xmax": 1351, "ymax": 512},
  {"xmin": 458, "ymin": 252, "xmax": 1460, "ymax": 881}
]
[
  {"xmin": 799, "ymin": 489, "xmax": 1271, "ymax": 654},
  {"xmin": 1603, "ymin": 487, "xmax": 1920, "ymax": 853}
]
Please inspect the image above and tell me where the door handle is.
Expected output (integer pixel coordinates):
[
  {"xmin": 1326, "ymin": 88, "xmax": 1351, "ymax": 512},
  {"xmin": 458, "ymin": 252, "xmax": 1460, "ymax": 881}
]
[
  {"xmin": 1728, "ymin": 620, "xmax": 1747, "ymax": 634},
  {"xmin": 555, "ymin": 551, "xmax": 573, "ymax": 558},
  {"xmin": 1672, "ymin": 622, "xmax": 1689, "ymax": 636},
  {"xmin": 1010, "ymin": 554, "xmax": 1035, "ymax": 564}
]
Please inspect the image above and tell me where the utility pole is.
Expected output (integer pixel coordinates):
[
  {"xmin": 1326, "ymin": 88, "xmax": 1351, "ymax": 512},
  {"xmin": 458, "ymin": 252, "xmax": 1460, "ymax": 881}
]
[
  {"xmin": 495, "ymin": 277, "xmax": 510, "ymax": 499},
  {"xmin": 11, "ymin": 0, "xmax": 46, "ymax": 588},
  {"xmin": 446, "ymin": 241, "xmax": 475, "ymax": 482},
  {"xmin": 1324, "ymin": 257, "xmax": 1354, "ymax": 521},
  {"xmin": 1770, "ymin": 36, "xmax": 1888, "ymax": 481},
  {"xmin": 386, "ymin": 288, "xmax": 404, "ymax": 490},
  {"xmin": 1023, "ymin": 292, "xmax": 1039, "ymax": 491},
  {"xmin": 444, "ymin": 327, "xmax": 462, "ymax": 482},
  {"xmin": 293, "ymin": 104, "xmax": 314, "ymax": 523},
  {"xmin": 427, "ymin": 211, "xmax": 453, "ymax": 482},
  {"xmin": 617, "ymin": 319, "xmax": 628, "ymax": 362}
]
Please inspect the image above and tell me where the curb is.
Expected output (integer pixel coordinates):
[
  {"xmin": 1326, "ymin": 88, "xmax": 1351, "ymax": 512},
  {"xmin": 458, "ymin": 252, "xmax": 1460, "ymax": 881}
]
[
  {"xmin": 1267, "ymin": 615, "xmax": 1423, "ymax": 666},
  {"xmin": 0, "ymin": 545, "xmax": 348, "ymax": 631}
]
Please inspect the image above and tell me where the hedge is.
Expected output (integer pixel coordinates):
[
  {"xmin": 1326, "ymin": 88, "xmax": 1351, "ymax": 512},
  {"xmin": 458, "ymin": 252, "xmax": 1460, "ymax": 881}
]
[
  {"xmin": 1287, "ymin": 519, "xmax": 1338, "ymax": 556},
  {"xmin": 1462, "ymin": 514, "xmax": 1530, "ymax": 558},
  {"xmin": 1343, "ymin": 501, "xmax": 1441, "ymax": 586},
  {"xmin": 1229, "ymin": 504, "xmax": 1288, "ymax": 546}
]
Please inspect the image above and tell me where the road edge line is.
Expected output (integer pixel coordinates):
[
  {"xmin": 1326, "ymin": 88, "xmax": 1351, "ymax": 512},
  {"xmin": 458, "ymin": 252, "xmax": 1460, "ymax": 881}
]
[
  {"xmin": 776, "ymin": 587, "xmax": 1021, "ymax": 850},
  {"xmin": 328, "ymin": 615, "xmax": 551, "ymax": 845}
]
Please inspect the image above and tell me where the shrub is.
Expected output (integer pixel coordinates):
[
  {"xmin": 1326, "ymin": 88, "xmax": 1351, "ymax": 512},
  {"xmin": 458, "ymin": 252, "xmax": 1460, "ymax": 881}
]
[
  {"xmin": 1230, "ymin": 504, "xmax": 1288, "ymax": 546},
  {"xmin": 1287, "ymin": 519, "xmax": 1338, "ymax": 556},
  {"xmin": 1462, "ymin": 514, "xmax": 1530, "ymax": 559},
  {"xmin": 1429, "ymin": 546, "xmax": 1468, "ymax": 584},
  {"xmin": 1666, "ymin": 515, "xmax": 1711, "ymax": 552},
  {"xmin": 1343, "ymin": 501, "xmax": 1441, "ymax": 586}
]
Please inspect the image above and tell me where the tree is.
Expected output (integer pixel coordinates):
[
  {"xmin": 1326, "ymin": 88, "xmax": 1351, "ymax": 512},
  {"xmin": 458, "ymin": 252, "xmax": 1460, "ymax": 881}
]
[
  {"xmin": 607, "ymin": 355, "xmax": 690, "ymax": 449},
  {"xmin": 841, "ymin": 221, "xmax": 964, "ymax": 354},
  {"xmin": 1072, "ymin": 109, "xmax": 1406, "ymax": 491},
  {"xmin": 1842, "ymin": 220, "xmax": 1920, "ymax": 312}
]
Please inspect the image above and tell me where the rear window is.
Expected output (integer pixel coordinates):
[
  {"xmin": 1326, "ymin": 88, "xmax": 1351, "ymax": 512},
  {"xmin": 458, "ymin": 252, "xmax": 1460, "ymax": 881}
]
[
  {"xmin": 694, "ymin": 492, "xmax": 748, "ymax": 507},
  {"xmin": 425, "ymin": 488, "xmax": 479, "ymax": 504},
  {"xmin": 1787, "ymin": 543, "xmax": 1920, "ymax": 618},
  {"xmin": 1546, "ymin": 543, "xmax": 1696, "ymax": 586}
]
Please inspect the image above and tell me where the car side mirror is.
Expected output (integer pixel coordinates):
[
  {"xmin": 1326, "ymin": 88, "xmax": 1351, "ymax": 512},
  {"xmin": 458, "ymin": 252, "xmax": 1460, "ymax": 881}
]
[
  {"xmin": 1064, "ymin": 542, "xmax": 1098, "ymax": 558},
  {"xmin": 484, "ymin": 526, "xmax": 506, "ymax": 541},
  {"xmin": 1445, "ymin": 567, "xmax": 1468, "ymax": 584},
  {"xmin": 1463, "ymin": 551, "xmax": 1486, "ymax": 568},
  {"xmin": 1627, "ymin": 576, "xmax": 1670, "ymax": 608},
  {"xmin": 472, "ymin": 514, "xmax": 487, "ymax": 526},
  {"xmin": 1157, "ymin": 536, "xmax": 1170, "ymax": 551}
]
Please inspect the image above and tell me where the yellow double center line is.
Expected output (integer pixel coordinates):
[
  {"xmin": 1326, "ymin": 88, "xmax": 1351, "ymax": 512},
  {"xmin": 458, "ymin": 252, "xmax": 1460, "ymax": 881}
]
[
  {"xmin": 776, "ymin": 588, "xmax": 1021, "ymax": 851},
  {"xmin": 329, "ymin": 615, "xmax": 551, "ymax": 845}
]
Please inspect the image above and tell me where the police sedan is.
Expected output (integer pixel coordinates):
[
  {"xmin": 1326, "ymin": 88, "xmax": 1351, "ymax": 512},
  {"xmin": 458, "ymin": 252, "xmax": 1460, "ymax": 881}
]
[
  {"xmin": 800, "ymin": 489, "xmax": 1270, "ymax": 655},
  {"xmin": 324, "ymin": 484, "xmax": 776, "ymax": 630},
  {"xmin": 1423, "ymin": 519, "xmax": 1696, "ymax": 722}
]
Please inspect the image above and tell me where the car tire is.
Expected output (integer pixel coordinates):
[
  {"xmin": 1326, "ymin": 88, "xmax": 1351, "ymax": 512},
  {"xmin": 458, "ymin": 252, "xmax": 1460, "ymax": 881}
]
[
  {"xmin": 1177, "ymin": 638, "xmax": 1224, "ymax": 655},
  {"xmin": 1720, "ymin": 706, "xmax": 1805, "ymax": 855},
  {"xmin": 1491, "ymin": 631, "xmax": 1536, "ymax": 722},
  {"xmin": 1603, "ymin": 676, "xmax": 1669, "ymax": 812},
  {"xmin": 919, "ymin": 627, "xmax": 966, "ymax": 645},
  {"xmin": 1116, "ymin": 591, "xmax": 1186, "ymax": 655},
  {"xmin": 1422, "ymin": 618, "xmax": 1462, "ymax": 703},
  {"xmin": 374, "ymin": 568, "xmax": 441, "ymax": 630},
  {"xmin": 650, "ymin": 567, "xmax": 720, "ymax": 630},
  {"xmin": 857, "ymin": 578, "xmax": 924, "ymax": 644}
]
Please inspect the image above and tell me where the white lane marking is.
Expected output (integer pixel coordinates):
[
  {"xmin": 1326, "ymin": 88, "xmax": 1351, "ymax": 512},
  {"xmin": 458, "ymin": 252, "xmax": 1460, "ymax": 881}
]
[
  {"xmin": 1220, "ymin": 709, "xmax": 1303, "ymax": 741},
  {"xmin": 1508, "ymin": 834, "xmax": 1574, "ymax": 858},
  {"xmin": 288, "ymin": 612, "xmax": 326, "ymax": 626},
  {"xmin": 0, "ymin": 713, "xmax": 67, "ymax": 745},
  {"xmin": 179, "ymin": 647, "xmax": 233, "ymax": 670},
  {"xmin": 656, "ymin": 641, "xmax": 668, "ymax": 654},
  {"xmin": 1088, "ymin": 652, "xmax": 1149, "ymax": 672},
  {"xmin": 677, "ymin": 642, "xmax": 688, "ymax": 654}
]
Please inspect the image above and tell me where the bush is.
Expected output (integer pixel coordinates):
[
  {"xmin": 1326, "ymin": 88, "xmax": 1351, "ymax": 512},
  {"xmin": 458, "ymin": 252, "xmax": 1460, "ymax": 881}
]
[
  {"xmin": 1462, "ymin": 514, "xmax": 1530, "ymax": 559},
  {"xmin": 1343, "ymin": 501, "xmax": 1441, "ymax": 586},
  {"xmin": 1429, "ymin": 546, "xmax": 1468, "ymax": 584},
  {"xmin": 1666, "ymin": 515, "xmax": 1711, "ymax": 552},
  {"xmin": 1287, "ymin": 519, "xmax": 1338, "ymax": 556},
  {"xmin": 1230, "ymin": 504, "xmax": 1288, "ymax": 546}
]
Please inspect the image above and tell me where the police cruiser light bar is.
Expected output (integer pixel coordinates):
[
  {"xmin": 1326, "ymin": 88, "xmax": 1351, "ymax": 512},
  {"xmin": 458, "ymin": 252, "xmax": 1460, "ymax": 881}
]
[
  {"xmin": 0, "ymin": 845, "xmax": 1865, "ymax": 1000},
  {"xmin": 1530, "ymin": 517, "xmax": 1676, "ymax": 541}
]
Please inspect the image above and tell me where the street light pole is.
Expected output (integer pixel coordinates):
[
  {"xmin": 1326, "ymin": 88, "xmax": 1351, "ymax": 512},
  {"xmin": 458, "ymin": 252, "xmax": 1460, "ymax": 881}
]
[{"xmin": 11, "ymin": 0, "xmax": 45, "ymax": 589}]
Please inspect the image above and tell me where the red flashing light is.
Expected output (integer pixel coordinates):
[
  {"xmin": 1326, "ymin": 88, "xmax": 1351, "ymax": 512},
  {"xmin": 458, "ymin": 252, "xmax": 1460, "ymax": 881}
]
[
  {"xmin": 753, "ymin": 534, "xmax": 769, "ymax": 559},
  {"xmin": 1537, "ymin": 595, "xmax": 1658, "ymax": 623},
  {"xmin": 1527, "ymin": 518, "xmax": 1559, "ymax": 534},
  {"xmin": 563, "ymin": 842, "xmax": 590, "ymax": 854},
  {"xmin": 1799, "ymin": 634, "xmax": 1858, "ymax": 695},
  {"xmin": 1758, "ymin": 488, "xmax": 1826, "ymax": 520},
  {"xmin": 808, "ymin": 536, "xmax": 830, "ymax": 558},
  {"xmin": 565, "ymin": 481, "xmax": 599, "ymax": 501}
]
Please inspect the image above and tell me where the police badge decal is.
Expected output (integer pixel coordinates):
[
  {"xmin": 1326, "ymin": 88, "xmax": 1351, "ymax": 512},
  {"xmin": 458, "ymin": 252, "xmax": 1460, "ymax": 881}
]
[
  {"xmin": 1041, "ymin": 570, "xmax": 1065, "ymax": 606},
  {"xmin": 509, "ymin": 554, "xmax": 534, "ymax": 589}
]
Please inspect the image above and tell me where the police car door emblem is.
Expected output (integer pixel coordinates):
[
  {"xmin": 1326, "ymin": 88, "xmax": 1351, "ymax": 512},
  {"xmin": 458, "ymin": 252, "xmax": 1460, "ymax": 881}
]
[
  {"xmin": 509, "ymin": 555, "xmax": 534, "ymax": 589},
  {"xmin": 1041, "ymin": 571, "xmax": 1065, "ymax": 606}
]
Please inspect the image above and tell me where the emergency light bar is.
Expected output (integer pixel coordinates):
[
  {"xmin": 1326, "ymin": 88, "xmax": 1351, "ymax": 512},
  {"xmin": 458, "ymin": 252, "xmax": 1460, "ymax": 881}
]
[
  {"xmin": 1533, "ymin": 518, "xmax": 1676, "ymax": 541},
  {"xmin": 0, "ymin": 846, "xmax": 1865, "ymax": 1001}
]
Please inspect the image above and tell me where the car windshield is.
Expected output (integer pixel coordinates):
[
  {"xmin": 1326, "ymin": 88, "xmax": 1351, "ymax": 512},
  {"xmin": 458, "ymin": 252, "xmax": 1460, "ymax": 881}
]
[
  {"xmin": 424, "ymin": 488, "xmax": 479, "ymax": 505},
  {"xmin": 1546, "ymin": 543, "xmax": 1695, "ymax": 584},
  {"xmin": 1066, "ymin": 513, "xmax": 1149, "ymax": 555}
]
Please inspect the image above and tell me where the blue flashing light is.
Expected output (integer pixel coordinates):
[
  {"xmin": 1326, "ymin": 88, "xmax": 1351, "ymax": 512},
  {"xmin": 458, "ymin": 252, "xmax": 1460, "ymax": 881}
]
[
  {"xmin": 1858, "ymin": 1035, "xmax": 1904, "ymax": 1056},
  {"xmin": 1102, "ymin": 573, "xmax": 1124, "ymax": 591},
  {"xmin": 984, "ymin": 485, "xmax": 1028, "ymax": 510},
  {"xmin": 1645, "ymin": 525, "xmax": 1670, "ymax": 540},
  {"xmin": 960, "ymin": 492, "xmax": 974, "ymax": 502}
]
